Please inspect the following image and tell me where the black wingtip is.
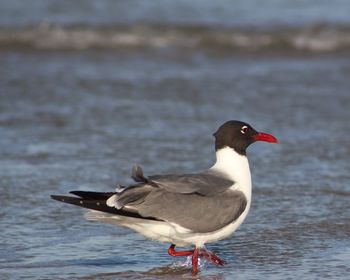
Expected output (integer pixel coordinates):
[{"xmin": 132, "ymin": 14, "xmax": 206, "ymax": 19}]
[
  {"xmin": 50, "ymin": 195, "xmax": 68, "ymax": 202},
  {"xmin": 69, "ymin": 191, "xmax": 84, "ymax": 197},
  {"xmin": 50, "ymin": 194, "xmax": 86, "ymax": 207},
  {"xmin": 69, "ymin": 190, "xmax": 116, "ymax": 200},
  {"xmin": 50, "ymin": 193, "xmax": 160, "ymax": 221}
]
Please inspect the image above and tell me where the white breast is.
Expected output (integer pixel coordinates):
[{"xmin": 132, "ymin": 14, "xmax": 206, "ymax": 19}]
[{"xmin": 211, "ymin": 146, "xmax": 252, "ymax": 201}]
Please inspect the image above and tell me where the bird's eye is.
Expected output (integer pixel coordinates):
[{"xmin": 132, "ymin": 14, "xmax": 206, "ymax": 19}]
[{"xmin": 241, "ymin": 126, "xmax": 249, "ymax": 134}]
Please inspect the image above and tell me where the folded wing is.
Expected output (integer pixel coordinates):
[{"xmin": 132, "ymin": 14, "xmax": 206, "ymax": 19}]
[
  {"xmin": 52, "ymin": 165, "xmax": 247, "ymax": 233},
  {"xmin": 106, "ymin": 165, "xmax": 247, "ymax": 233}
]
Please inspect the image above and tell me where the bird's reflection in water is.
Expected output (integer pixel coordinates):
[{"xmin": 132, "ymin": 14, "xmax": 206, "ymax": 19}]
[{"xmin": 78, "ymin": 259, "xmax": 225, "ymax": 280}]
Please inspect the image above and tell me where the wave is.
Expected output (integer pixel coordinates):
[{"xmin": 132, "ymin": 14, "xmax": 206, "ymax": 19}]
[{"xmin": 0, "ymin": 23, "xmax": 350, "ymax": 52}]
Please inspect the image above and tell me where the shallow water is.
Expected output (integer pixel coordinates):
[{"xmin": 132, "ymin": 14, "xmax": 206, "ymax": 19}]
[{"xmin": 1, "ymin": 1, "xmax": 350, "ymax": 280}]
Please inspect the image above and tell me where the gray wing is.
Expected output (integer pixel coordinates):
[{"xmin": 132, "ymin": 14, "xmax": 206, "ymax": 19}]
[
  {"xmin": 107, "ymin": 165, "xmax": 246, "ymax": 233},
  {"xmin": 135, "ymin": 189, "xmax": 247, "ymax": 233},
  {"xmin": 131, "ymin": 164, "xmax": 234, "ymax": 196}
]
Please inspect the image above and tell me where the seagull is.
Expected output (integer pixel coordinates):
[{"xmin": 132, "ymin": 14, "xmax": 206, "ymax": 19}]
[{"xmin": 51, "ymin": 120, "xmax": 278, "ymax": 274}]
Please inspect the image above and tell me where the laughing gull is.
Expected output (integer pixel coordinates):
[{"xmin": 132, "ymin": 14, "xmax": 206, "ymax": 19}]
[{"xmin": 51, "ymin": 120, "xmax": 278, "ymax": 274}]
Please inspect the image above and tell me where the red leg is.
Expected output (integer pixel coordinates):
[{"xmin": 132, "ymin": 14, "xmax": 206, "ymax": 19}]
[
  {"xmin": 168, "ymin": 244, "xmax": 194, "ymax": 257},
  {"xmin": 191, "ymin": 247, "xmax": 199, "ymax": 275}
]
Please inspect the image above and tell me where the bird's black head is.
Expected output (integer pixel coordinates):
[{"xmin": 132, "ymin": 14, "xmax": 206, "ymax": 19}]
[{"xmin": 213, "ymin": 120, "xmax": 278, "ymax": 155}]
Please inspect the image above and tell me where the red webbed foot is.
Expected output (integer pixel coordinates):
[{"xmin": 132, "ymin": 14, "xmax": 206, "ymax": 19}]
[
  {"xmin": 167, "ymin": 244, "xmax": 225, "ymax": 275},
  {"xmin": 199, "ymin": 248, "xmax": 225, "ymax": 266}
]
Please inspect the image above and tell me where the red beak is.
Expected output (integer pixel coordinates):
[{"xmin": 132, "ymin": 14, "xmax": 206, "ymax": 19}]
[{"xmin": 253, "ymin": 132, "xmax": 278, "ymax": 143}]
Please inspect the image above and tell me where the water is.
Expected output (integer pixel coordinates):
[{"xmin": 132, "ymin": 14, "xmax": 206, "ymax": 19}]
[
  {"xmin": 1, "ymin": 0, "xmax": 350, "ymax": 52},
  {"xmin": 1, "ymin": 1, "xmax": 350, "ymax": 279}
]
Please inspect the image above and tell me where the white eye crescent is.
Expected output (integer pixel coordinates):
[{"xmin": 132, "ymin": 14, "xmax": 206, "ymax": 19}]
[{"xmin": 241, "ymin": 126, "xmax": 249, "ymax": 134}]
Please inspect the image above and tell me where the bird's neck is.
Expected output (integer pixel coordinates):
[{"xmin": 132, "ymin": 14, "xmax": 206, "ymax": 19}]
[{"xmin": 211, "ymin": 147, "xmax": 252, "ymax": 193}]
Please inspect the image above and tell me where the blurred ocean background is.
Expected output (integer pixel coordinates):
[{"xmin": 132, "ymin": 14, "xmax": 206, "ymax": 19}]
[{"xmin": 0, "ymin": 1, "xmax": 349, "ymax": 279}]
